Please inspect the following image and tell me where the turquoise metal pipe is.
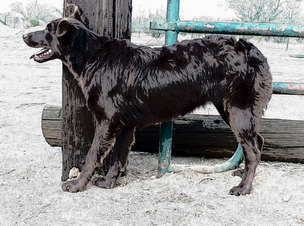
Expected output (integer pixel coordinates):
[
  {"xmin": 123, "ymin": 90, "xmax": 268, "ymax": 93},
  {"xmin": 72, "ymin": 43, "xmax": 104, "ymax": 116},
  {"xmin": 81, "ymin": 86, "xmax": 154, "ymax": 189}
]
[
  {"xmin": 273, "ymin": 82, "xmax": 304, "ymax": 95},
  {"xmin": 155, "ymin": 0, "xmax": 304, "ymax": 179},
  {"xmin": 158, "ymin": 120, "xmax": 173, "ymax": 177},
  {"xmin": 167, "ymin": 144, "xmax": 244, "ymax": 174},
  {"xmin": 289, "ymin": 54, "xmax": 304, "ymax": 58},
  {"xmin": 158, "ymin": 0, "xmax": 180, "ymax": 177},
  {"xmin": 157, "ymin": 0, "xmax": 245, "ymax": 177},
  {"xmin": 151, "ymin": 21, "xmax": 304, "ymax": 37}
]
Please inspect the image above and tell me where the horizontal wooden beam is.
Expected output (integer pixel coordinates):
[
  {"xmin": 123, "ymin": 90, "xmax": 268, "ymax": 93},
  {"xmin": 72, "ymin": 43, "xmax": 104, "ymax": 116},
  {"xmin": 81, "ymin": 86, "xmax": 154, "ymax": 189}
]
[{"xmin": 42, "ymin": 105, "xmax": 304, "ymax": 163}]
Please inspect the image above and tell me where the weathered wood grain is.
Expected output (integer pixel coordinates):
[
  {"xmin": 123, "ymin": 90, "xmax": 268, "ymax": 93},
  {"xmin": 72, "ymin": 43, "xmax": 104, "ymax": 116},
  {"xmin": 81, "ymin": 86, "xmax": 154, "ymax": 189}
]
[
  {"xmin": 61, "ymin": 0, "xmax": 132, "ymax": 181},
  {"xmin": 43, "ymin": 105, "xmax": 304, "ymax": 163}
]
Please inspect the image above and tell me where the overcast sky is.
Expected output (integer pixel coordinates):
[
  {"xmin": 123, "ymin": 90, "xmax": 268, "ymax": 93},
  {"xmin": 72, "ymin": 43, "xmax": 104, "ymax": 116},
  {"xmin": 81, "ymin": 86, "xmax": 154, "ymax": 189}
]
[
  {"xmin": 0, "ymin": 0, "xmax": 235, "ymax": 19},
  {"xmin": 2, "ymin": 0, "xmax": 304, "ymax": 20},
  {"xmin": 1, "ymin": 0, "xmax": 63, "ymax": 13}
]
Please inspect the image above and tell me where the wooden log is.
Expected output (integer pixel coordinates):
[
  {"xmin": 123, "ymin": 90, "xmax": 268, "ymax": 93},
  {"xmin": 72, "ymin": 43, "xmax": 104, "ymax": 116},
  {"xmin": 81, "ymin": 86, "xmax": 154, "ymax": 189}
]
[
  {"xmin": 42, "ymin": 105, "xmax": 304, "ymax": 163},
  {"xmin": 61, "ymin": 1, "xmax": 132, "ymax": 181},
  {"xmin": 41, "ymin": 105, "xmax": 62, "ymax": 147}
]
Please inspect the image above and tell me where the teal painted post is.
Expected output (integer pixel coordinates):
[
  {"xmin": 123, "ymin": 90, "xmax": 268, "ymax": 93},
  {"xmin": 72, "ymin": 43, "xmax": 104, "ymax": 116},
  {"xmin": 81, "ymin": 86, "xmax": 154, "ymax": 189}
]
[
  {"xmin": 158, "ymin": 0, "xmax": 180, "ymax": 177},
  {"xmin": 158, "ymin": 120, "xmax": 173, "ymax": 177}
]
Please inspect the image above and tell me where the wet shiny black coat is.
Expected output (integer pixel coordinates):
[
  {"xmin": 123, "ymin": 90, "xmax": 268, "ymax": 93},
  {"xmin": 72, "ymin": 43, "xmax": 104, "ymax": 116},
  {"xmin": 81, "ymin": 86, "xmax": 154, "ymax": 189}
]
[
  {"xmin": 24, "ymin": 16, "xmax": 272, "ymax": 195},
  {"xmin": 52, "ymin": 19, "xmax": 271, "ymax": 130}
]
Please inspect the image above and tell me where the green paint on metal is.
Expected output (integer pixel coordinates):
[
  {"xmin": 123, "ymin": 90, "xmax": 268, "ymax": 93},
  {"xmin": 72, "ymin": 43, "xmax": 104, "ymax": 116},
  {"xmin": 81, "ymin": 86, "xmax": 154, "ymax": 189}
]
[
  {"xmin": 164, "ymin": 0, "xmax": 179, "ymax": 46},
  {"xmin": 289, "ymin": 54, "xmax": 304, "ymax": 58},
  {"xmin": 154, "ymin": 0, "xmax": 304, "ymax": 178},
  {"xmin": 165, "ymin": 30, "xmax": 178, "ymax": 46},
  {"xmin": 158, "ymin": 0, "xmax": 180, "ymax": 177},
  {"xmin": 158, "ymin": 121, "xmax": 173, "ymax": 177},
  {"xmin": 165, "ymin": 0, "xmax": 180, "ymax": 25},
  {"xmin": 273, "ymin": 82, "xmax": 304, "ymax": 95},
  {"xmin": 157, "ymin": 0, "xmax": 246, "ymax": 178},
  {"xmin": 167, "ymin": 144, "xmax": 243, "ymax": 174},
  {"xmin": 151, "ymin": 21, "xmax": 304, "ymax": 37}
]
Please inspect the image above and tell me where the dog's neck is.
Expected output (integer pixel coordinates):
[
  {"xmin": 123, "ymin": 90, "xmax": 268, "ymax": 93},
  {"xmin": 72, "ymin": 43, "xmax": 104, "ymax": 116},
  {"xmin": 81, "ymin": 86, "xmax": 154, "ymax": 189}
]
[
  {"xmin": 62, "ymin": 32, "xmax": 117, "ymax": 95},
  {"xmin": 62, "ymin": 31, "xmax": 106, "ymax": 78},
  {"xmin": 61, "ymin": 30, "xmax": 159, "ymax": 97}
]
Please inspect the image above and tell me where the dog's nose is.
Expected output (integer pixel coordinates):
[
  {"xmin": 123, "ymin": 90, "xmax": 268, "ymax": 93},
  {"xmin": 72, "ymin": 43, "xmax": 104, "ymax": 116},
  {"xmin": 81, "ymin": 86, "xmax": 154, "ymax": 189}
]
[{"xmin": 22, "ymin": 34, "xmax": 27, "ymax": 40}]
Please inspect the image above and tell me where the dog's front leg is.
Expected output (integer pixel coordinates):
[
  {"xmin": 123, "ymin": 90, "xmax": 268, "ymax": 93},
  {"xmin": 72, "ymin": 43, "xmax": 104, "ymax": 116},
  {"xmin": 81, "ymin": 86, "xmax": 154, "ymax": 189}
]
[
  {"xmin": 62, "ymin": 121, "xmax": 115, "ymax": 192},
  {"xmin": 92, "ymin": 126, "xmax": 135, "ymax": 188}
]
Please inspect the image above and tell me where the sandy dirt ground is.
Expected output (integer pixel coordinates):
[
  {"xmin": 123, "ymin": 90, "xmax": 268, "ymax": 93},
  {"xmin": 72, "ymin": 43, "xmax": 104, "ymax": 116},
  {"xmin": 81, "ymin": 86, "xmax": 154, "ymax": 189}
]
[{"xmin": 1, "ymin": 23, "xmax": 304, "ymax": 226}]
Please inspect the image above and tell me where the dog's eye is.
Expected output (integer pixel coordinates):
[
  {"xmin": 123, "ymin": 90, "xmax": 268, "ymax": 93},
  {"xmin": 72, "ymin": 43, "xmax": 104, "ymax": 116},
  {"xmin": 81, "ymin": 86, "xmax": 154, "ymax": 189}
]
[{"xmin": 45, "ymin": 25, "xmax": 52, "ymax": 32}]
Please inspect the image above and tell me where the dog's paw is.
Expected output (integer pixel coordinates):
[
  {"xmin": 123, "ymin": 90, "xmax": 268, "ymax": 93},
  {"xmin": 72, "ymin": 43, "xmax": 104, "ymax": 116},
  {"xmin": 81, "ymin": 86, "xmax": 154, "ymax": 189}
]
[
  {"xmin": 62, "ymin": 179, "xmax": 87, "ymax": 193},
  {"xmin": 229, "ymin": 184, "xmax": 251, "ymax": 196},
  {"xmin": 92, "ymin": 177, "xmax": 114, "ymax": 189},
  {"xmin": 232, "ymin": 169, "xmax": 245, "ymax": 178}
]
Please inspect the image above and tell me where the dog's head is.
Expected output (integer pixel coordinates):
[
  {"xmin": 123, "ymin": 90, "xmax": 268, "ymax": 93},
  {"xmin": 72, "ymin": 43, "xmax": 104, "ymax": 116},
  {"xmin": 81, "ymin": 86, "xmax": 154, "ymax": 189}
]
[{"xmin": 23, "ymin": 4, "xmax": 89, "ymax": 64}]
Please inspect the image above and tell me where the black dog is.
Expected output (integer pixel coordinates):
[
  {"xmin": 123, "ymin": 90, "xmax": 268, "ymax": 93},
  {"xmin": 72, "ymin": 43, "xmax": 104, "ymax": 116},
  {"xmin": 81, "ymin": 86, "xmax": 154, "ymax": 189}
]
[{"xmin": 23, "ymin": 6, "xmax": 272, "ymax": 195}]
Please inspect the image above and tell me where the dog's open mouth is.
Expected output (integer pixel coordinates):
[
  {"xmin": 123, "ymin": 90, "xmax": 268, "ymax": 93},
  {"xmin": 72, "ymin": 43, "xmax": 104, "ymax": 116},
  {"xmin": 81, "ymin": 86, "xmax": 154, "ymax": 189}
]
[{"xmin": 30, "ymin": 47, "xmax": 54, "ymax": 62}]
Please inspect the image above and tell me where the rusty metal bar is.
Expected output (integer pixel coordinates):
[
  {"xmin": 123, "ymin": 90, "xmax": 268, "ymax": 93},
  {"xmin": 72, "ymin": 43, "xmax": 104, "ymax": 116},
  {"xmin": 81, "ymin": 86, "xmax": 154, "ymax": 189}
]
[
  {"xmin": 150, "ymin": 21, "xmax": 304, "ymax": 37},
  {"xmin": 273, "ymin": 82, "xmax": 304, "ymax": 95},
  {"xmin": 158, "ymin": 119, "xmax": 174, "ymax": 177}
]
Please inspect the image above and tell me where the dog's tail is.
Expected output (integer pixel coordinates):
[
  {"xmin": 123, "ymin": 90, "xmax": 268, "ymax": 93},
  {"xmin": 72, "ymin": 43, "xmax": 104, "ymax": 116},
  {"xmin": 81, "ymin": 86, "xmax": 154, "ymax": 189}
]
[{"xmin": 239, "ymin": 39, "xmax": 273, "ymax": 117}]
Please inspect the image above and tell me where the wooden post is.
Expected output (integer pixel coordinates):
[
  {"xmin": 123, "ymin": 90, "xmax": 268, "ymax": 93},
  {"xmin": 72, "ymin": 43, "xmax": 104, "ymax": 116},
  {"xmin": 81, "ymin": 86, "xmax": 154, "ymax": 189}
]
[{"xmin": 61, "ymin": 0, "xmax": 132, "ymax": 181}]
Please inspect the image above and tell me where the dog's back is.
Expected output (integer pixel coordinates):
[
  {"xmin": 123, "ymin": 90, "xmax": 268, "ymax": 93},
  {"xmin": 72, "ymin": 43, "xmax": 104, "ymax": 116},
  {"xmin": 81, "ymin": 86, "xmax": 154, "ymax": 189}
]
[{"xmin": 100, "ymin": 35, "xmax": 272, "ymax": 128}]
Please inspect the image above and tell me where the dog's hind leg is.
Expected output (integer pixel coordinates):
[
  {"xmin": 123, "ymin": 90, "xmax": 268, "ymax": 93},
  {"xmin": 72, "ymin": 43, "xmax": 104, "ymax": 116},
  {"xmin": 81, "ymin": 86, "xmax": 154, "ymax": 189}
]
[
  {"xmin": 215, "ymin": 104, "xmax": 245, "ymax": 177},
  {"xmin": 224, "ymin": 106, "xmax": 263, "ymax": 195},
  {"xmin": 232, "ymin": 133, "xmax": 264, "ymax": 178},
  {"xmin": 92, "ymin": 126, "xmax": 135, "ymax": 189},
  {"xmin": 62, "ymin": 121, "xmax": 117, "ymax": 192}
]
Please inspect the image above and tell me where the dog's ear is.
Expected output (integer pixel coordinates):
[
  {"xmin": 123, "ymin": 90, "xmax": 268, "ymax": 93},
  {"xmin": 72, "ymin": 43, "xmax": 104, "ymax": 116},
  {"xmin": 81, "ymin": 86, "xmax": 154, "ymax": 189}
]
[
  {"xmin": 56, "ymin": 19, "xmax": 81, "ymax": 48},
  {"xmin": 56, "ymin": 19, "xmax": 71, "ymax": 38},
  {"xmin": 66, "ymin": 3, "xmax": 81, "ymax": 21}
]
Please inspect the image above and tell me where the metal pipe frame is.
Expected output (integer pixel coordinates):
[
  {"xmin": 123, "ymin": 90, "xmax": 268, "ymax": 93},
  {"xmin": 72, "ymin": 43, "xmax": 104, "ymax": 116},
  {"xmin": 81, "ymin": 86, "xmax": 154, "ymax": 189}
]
[
  {"xmin": 151, "ymin": 21, "xmax": 304, "ymax": 37},
  {"xmin": 158, "ymin": 0, "xmax": 244, "ymax": 177},
  {"xmin": 156, "ymin": 0, "xmax": 304, "ymax": 178},
  {"xmin": 273, "ymin": 82, "xmax": 304, "ymax": 95}
]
